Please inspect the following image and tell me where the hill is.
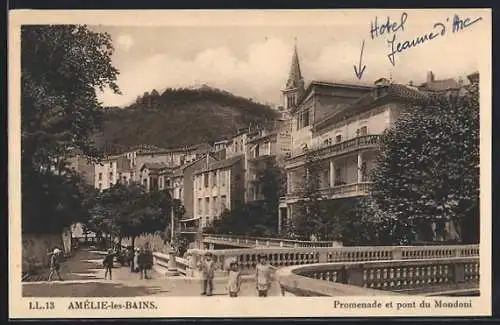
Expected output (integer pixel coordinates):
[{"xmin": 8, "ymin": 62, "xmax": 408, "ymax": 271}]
[{"xmin": 95, "ymin": 86, "xmax": 280, "ymax": 154}]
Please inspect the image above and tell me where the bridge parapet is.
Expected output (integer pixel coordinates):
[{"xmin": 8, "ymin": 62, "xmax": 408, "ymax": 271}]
[
  {"xmin": 276, "ymin": 256, "xmax": 480, "ymax": 296},
  {"xmin": 180, "ymin": 244, "xmax": 478, "ymax": 278},
  {"xmin": 202, "ymin": 234, "xmax": 342, "ymax": 248}
]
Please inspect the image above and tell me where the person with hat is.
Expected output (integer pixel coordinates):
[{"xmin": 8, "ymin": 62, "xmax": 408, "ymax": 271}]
[
  {"xmin": 226, "ymin": 260, "xmax": 242, "ymax": 297},
  {"xmin": 255, "ymin": 254, "xmax": 273, "ymax": 297},
  {"xmin": 198, "ymin": 252, "xmax": 216, "ymax": 296},
  {"xmin": 103, "ymin": 248, "xmax": 115, "ymax": 280},
  {"xmin": 132, "ymin": 247, "xmax": 140, "ymax": 273},
  {"xmin": 48, "ymin": 248, "xmax": 63, "ymax": 281}
]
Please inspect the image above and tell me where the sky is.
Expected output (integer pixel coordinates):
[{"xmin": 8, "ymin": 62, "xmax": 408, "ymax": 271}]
[{"xmin": 91, "ymin": 10, "xmax": 487, "ymax": 108}]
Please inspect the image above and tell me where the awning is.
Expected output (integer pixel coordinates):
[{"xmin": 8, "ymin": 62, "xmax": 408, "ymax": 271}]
[{"xmin": 179, "ymin": 216, "xmax": 201, "ymax": 222}]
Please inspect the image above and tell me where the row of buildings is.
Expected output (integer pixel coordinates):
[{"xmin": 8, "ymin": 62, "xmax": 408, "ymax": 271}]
[{"xmin": 68, "ymin": 44, "xmax": 479, "ymax": 241}]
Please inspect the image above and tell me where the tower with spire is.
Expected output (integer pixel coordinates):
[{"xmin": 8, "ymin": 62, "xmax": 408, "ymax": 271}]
[{"xmin": 282, "ymin": 41, "xmax": 305, "ymax": 112}]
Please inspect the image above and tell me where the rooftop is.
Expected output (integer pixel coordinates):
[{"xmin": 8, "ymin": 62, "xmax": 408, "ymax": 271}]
[
  {"xmin": 194, "ymin": 155, "xmax": 244, "ymax": 174},
  {"xmin": 313, "ymin": 83, "xmax": 429, "ymax": 131},
  {"xmin": 140, "ymin": 162, "xmax": 171, "ymax": 170}
]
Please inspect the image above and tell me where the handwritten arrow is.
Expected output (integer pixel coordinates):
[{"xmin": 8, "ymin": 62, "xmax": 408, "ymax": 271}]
[{"xmin": 353, "ymin": 39, "xmax": 366, "ymax": 80}]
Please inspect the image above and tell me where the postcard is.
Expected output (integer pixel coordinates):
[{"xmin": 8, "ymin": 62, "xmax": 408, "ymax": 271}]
[{"xmin": 9, "ymin": 8, "xmax": 491, "ymax": 318}]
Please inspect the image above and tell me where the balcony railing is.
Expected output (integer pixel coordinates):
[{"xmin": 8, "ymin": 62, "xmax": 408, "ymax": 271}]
[
  {"xmin": 317, "ymin": 182, "xmax": 372, "ymax": 198},
  {"xmin": 283, "ymin": 182, "xmax": 372, "ymax": 202},
  {"xmin": 286, "ymin": 135, "xmax": 381, "ymax": 166}
]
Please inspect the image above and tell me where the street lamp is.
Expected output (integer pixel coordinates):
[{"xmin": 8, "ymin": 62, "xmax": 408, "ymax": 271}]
[{"xmin": 165, "ymin": 201, "xmax": 179, "ymax": 276}]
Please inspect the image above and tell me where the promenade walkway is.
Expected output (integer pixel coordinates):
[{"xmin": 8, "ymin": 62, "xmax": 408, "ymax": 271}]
[{"xmin": 22, "ymin": 249, "xmax": 280, "ymax": 297}]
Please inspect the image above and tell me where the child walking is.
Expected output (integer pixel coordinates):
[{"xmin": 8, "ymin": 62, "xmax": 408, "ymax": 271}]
[
  {"xmin": 103, "ymin": 248, "xmax": 115, "ymax": 280},
  {"xmin": 226, "ymin": 261, "xmax": 241, "ymax": 297},
  {"xmin": 255, "ymin": 254, "xmax": 273, "ymax": 297}
]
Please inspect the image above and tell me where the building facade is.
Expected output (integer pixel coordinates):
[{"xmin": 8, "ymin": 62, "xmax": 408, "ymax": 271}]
[
  {"xmin": 192, "ymin": 155, "xmax": 245, "ymax": 229},
  {"xmin": 277, "ymin": 46, "xmax": 431, "ymax": 233}
]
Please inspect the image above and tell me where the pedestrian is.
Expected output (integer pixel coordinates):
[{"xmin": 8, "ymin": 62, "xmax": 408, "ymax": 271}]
[
  {"xmin": 255, "ymin": 254, "xmax": 273, "ymax": 297},
  {"xmin": 48, "ymin": 248, "xmax": 63, "ymax": 281},
  {"xmin": 103, "ymin": 248, "xmax": 114, "ymax": 280},
  {"xmin": 226, "ymin": 261, "xmax": 242, "ymax": 297},
  {"xmin": 198, "ymin": 252, "xmax": 216, "ymax": 296},
  {"xmin": 132, "ymin": 247, "xmax": 140, "ymax": 273},
  {"xmin": 140, "ymin": 244, "xmax": 154, "ymax": 280}
]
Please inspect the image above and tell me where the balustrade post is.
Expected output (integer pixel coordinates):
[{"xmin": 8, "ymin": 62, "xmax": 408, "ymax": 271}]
[
  {"xmin": 345, "ymin": 264, "xmax": 364, "ymax": 286},
  {"xmin": 318, "ymin": 251, "xmax": 328, "ymax": 263},
  {"xmin": 453, "ymin": 263, "xmax": 466, "ymax": 284},
  {"xmin": 392, "ymin": 247, "xmax": 403, "ymax": 260}
]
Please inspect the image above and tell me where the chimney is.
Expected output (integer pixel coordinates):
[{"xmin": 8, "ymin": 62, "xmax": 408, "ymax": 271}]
[{"xmin": 426, "ymin": 71, "xmax": 435, "ymax": 84}]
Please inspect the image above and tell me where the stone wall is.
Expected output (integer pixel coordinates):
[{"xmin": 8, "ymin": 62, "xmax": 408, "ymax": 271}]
[{"xmin": 22, "ymin": 233, "xmax": 63, "ymax": 275}]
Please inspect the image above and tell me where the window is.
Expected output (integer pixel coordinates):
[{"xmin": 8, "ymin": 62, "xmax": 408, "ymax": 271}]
[
  {"xmin": 212, "ymin": 171, "xmax": 217, "ymax": 187},
  {"xmin": 335, "ymin": 135, "xmax": 342, "ymax": 143},
  {"xmin": 98, "ymin": 183, "xmax": 102, "ymax": 189},
  {"xmin": 361, "ymin": 162, "xmax": 367, "ymax": 181},
  {"xmin": 204, "ymin": 173, "xmax": 209, "ymax": 188},
  {"xmin": 221, "ymin": 171, "xmax": 226, "ymax": 187},
  {"xmin": 297, "ymin": 109, "xmax": 311, "ymax": 129},
  {"xmin": 109, "ymin": 172, "xmax": 113, "ymax": 181},
  {"xmin": 109, "ymin": 162, "xmax": 112, "ymax": 168},
  {"xmin": 198, "ymin": 198, "xmax": 202, "ymax": 214},
  {"xmin": 205, "ymin": 198, "xmax": 210, "ymax": 215},
  {"xmin": 220, "ymin": 195, "xmax": 227, "ymax": 210},
  {"xmin": 98, "ymin": 172, "xmax": 103, "ymax": 181},
  {"xmin": 303, "ymin": 110, "xmax": 310, "ymax": 127},
  {"xmin": 159, "ymin": 177, "xmax": 163, "ymax": 189},
  {"xmin": 123, "ymin": 176, "xmax": 127, "ymax": 182},
  {"xmin": 213, "ymin": 197, "xmax": 218, "ymax": 215},
  {"xmin": 334, "ymin": 168, "xmax": 342, "ymax": 185},
  {"xmin": 360, "ymin": 126, "xmax": 368, "ymax": 136}
]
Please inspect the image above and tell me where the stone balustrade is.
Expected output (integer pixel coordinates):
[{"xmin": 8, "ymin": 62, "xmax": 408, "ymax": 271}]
[
  {"xmin": 183, "ymin": 244, "xmax": 479, "ymax": 277},
  {"xmin": 152, "ymin": 252, "xmax": 194, "ymax": 276},
  {"xmin": 276, "ymin": 256, "xmax": 480, "ymax": 296},
  {"xmin": 202, "ymin": 233, "xmax": 341, "ymax": 248}
]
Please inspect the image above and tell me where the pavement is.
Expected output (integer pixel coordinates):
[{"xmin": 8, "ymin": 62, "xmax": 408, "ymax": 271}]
[{"xmin": 22, "ymin": 248, "xmax": 281, "ymax": 297}]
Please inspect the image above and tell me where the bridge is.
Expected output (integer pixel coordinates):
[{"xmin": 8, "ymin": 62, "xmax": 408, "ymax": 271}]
[
  {"xmin": 23, "ymin": 233, "xmax": 480, "ymax": 298},
  {"xmin": 200, "ymin": 234, "xmax": 342, "ymax": 249}
]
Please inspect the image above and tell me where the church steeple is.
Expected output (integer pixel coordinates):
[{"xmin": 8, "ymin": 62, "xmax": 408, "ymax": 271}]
[
  {"xmin": 285, "ymin": 44, "xmax": 304, "ymax": 90},
  {"xmin": 282, "ymin": 41, "xmax": 305, "ymax": 110}
]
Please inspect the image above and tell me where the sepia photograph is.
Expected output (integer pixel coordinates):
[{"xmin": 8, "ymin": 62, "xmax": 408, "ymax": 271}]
[{"xmin": 9, "ymin": 8, "xmax": 491, "ymax": 318}]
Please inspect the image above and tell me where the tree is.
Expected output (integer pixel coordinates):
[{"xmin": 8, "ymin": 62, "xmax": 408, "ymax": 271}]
[
  {"xmin": 340, "ymin": 196, "xmax": 415, "ymax": 246},
  {"xmin": 250, "ymin": 157, "xmax": 286, "ymax": 235},
  {"xmin": 21, "ymin": 25, "xmax": 120, "ymax": 233},
  {"xmin": 370, "ymin": 84, "xmax": 479, "ymax": 243},
  {"xmin": 91, "ymin": 183, "xmax": 174, "ymax": 251},
  {"xmin": 22, "ymin": 168, "xmax": 97, "ymax": 234}
]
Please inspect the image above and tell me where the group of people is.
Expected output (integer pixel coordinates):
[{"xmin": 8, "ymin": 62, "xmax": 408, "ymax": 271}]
[
  {"xmin": 197, "ymin": 252, "xmax": 274, "ymax": 297},
  {"xmin": 102, "ymin": 244, "xmax": 154, "ymax": 280}
]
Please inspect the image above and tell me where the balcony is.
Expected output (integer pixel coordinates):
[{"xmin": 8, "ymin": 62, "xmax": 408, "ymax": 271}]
[
  {"xmin": 281, "ymin": 182, "xmax": 372, "ymax": 203},
  {"xmin": 285, "ymin": 135, "xmax": 381, "ymax": 167}
]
